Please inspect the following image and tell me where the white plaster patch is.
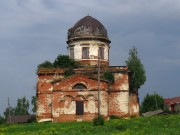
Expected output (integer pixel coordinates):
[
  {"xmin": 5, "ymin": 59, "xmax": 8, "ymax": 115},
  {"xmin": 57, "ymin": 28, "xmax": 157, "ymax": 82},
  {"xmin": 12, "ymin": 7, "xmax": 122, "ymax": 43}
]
[
  {"xmin": 49, "ymin": 86, "xmax": 53, "ymax": 91},
  {"xmin": 116, "ymin": 92, "xmax": 129, "ymax": 113},
  {"xmin": 120, "ymin": 83, "xmax": 129, "ymax": 91},
  {"xmin": 47, "ymin": 94, "xmax": 52, "ymax": 104},
  {"xmin": 38, "ymin": 118, "xmax": 52, "ymax": 122},
  {"xmin": 133, "ymin": 105, "xmax": 139, "ymax": 113},
  {"xmin": 41, "ymin": 79, "xmax": 51, "ymax": 83},
  {"xmin": 37, "ymin": 104, "xmax": 45, "ymax": 115},
  {"xmin": 53, "ymin": 75, "xmax": 64, "ymax": 80},
  {"xmin": 53, "ymin": 108, "xmax": 61, "ymax": 117},
  {"xmin": 46, "ymin": 80, "xmax": 52, "ymax": 83},
  {"xmin": 100, "ymin": 91, "xmax": 108, "ymax": 116},
  {"xmin": 114, "ymin": 73, "xmax": 122, "ymax": 81},
  {"xmin": 87, "ymin": 97, "xmax": 96, "ymax": 113},
  {"xmin": 64, "ymin": 101, "xmax": 75, "ymax": 114},
  {"xmin": 114, "ymin": 73, "xmax": 129, "ymax": 90}
]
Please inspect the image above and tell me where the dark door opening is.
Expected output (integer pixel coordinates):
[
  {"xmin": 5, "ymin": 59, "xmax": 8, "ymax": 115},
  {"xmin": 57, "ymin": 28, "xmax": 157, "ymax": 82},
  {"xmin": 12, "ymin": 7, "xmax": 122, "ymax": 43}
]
[{"xmin": 76, "ymin": 101, "xmax": 84, "ymax": 115}]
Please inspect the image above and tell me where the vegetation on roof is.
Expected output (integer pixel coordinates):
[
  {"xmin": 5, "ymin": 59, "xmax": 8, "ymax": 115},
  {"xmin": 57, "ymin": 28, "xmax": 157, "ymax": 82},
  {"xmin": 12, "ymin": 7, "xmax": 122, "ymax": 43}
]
[
  {"xmin": 37, "ymin": 55, "xmax": 79, "ymax": 70},
  {"xmin": 54, "ymin": 55, "xmax": 78, "ymax": 68},
  {"xmin": 103, "ymin": 71, "xmax": 114, "ymax": 84},
  {"xmin": 38, "ymin": 61, "xmax": 54, "ymax": 69}
]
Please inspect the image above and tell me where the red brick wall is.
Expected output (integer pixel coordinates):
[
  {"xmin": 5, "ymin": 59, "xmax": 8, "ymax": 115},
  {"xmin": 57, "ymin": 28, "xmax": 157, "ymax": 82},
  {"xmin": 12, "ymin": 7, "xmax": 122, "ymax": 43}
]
[
  {"xmin": 129, "ymin": 93, "xmax": 140, "ymax": 116},
  {"xmin": 37, "ymin": 68, "xmax": 139, "ymax": 122}
]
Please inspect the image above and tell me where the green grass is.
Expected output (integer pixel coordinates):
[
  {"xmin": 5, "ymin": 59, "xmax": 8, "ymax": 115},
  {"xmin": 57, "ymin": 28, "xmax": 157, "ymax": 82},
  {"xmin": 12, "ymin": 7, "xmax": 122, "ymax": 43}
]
[{"xmin": 0, "ymin": 115, "xmax": 180, "ymax": 135}]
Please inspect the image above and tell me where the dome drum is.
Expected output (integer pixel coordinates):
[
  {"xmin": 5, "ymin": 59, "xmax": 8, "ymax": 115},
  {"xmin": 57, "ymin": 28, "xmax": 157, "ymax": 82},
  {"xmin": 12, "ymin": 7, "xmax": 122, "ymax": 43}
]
[{"xmin": 67, "ymin": 16, "xmax": 111, "ymax": 66}]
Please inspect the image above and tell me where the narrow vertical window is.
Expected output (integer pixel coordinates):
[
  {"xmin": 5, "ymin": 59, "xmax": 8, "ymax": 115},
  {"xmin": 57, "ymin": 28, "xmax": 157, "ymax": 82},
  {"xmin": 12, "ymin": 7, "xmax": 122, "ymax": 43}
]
[
  {"xmin": 108, "ymin": 49, "xmax": 109, "ymax": 60},
  {"xmin": 82, "ymin": 47, "xmax": 89, "ymax": 59},
  {"xmin": 98, "ymin": 47, "xmax": 104, "ymax": 59},
  {"xmin": 70, "ymin": 47, "xmax": 74, "ymax": 59}
]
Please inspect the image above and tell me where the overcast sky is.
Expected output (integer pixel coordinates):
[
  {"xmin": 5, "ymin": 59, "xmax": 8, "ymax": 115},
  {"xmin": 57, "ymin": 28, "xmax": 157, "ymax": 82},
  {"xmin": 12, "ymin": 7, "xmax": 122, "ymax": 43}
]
[{"xmin": 0, "ymin": 0, "xmax": 180, "ymax": 115}]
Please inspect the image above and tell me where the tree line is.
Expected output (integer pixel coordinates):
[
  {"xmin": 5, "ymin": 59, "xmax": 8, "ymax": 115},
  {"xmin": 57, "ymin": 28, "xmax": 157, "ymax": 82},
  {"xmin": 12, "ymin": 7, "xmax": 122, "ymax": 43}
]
[{"xmin": 0, "ymin": 96, "xmax": 36, "ymax": 124}]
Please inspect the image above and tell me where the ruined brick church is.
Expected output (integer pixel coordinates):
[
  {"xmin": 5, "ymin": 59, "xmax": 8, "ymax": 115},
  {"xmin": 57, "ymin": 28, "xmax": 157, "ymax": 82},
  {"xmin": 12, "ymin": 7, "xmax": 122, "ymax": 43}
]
[{"xmin": 37, "ymin": 16, "xmax": 139, "ymax": 122}]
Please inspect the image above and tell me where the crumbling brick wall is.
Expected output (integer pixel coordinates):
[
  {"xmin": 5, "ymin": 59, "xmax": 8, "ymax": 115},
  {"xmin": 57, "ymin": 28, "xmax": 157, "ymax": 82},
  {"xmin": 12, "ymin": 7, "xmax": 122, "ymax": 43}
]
[{"xmin": 37, "ymin": 67, "xmax": 139, "ymax": 122}]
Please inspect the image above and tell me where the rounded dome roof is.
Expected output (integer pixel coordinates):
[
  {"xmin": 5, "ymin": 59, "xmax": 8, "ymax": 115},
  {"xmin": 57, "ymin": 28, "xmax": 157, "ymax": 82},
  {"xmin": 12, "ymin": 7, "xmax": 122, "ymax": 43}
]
[{"xmin": 67, "ymin": 16, "xmax": 110, "ymax": 43}]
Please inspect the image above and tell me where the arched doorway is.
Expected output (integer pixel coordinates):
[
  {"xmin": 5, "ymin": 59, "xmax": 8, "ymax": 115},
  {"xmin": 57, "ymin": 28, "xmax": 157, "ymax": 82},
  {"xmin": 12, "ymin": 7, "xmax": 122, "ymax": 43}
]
[{"xmin": 73, "ymin": 83, "xmax": 87, "ymax": 115}]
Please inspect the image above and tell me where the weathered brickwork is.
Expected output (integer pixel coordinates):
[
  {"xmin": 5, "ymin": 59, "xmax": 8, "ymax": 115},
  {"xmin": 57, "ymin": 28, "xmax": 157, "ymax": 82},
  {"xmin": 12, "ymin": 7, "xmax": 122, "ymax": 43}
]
[
  {"xmin": 129, "ymin": 93, "xmax": 140, "ymax": 116},
  {"xmin": 36, "ymin": 15, "xmax": 140, "ymax": 122},
  {"xmin": 37, "ymin": 67, "xmax": 139, "ymax": 122}
]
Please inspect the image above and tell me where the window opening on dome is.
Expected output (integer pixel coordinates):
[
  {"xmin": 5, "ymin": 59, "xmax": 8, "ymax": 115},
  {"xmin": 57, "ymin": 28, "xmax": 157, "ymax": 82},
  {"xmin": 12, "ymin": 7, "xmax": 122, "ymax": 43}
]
[
  {"xmin": 80, "ymin": 26, "xmax": 84, "ymax": 31},
  {"xmin": 70, "ymin": 47, "xmax": 74, "ymax": 59},
  {"xmin": 80, "ymin": 43, "xmax": 90, "ymax": 46},
  {"xmin": 98, "ymin": 44, "xmax": 105, "ymax": 47},
  {"xmin": 82, "ymin": 47, "xmax": 89, "ymax": 59},
  {"xmin": 108, "ymin": 49, "xmax": 109, "ymax": 60},
  {"xmin": 73, "ymin": 83, "xmax": 87, "ymax": 90},
  {"xmin": 98, "ymin": 47, "xmax": 104, "ymax": 59}
]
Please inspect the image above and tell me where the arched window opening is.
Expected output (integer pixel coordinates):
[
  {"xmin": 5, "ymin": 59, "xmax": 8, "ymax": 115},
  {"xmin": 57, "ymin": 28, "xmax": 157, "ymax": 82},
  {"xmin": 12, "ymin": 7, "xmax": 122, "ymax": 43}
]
[{"xmin": 73, "ymin": 83, "xmax": 87, "ymax": 90}]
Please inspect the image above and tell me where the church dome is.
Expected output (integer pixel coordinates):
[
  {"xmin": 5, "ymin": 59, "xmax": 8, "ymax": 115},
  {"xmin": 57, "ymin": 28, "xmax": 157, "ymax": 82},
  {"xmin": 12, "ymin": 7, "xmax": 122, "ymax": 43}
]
[{"xmin": 67, "ymin": 16, "xmax": 111, "ymax": 43}]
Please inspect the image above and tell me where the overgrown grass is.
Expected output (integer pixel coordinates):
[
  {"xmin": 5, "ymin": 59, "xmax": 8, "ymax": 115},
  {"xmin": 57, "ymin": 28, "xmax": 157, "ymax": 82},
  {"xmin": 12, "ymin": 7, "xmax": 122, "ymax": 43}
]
[{"xmin": 0, "ymin": 115, "xmax": 180, "ymax": 135}]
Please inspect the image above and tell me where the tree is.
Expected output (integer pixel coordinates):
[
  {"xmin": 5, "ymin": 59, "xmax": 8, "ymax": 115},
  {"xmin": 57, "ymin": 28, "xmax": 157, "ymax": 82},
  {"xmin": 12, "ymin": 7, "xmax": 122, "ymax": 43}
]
[
  {"xmin": 126, "ymin": 46, "xmax": 146, "ymax": 93},
  {"xmin": 3, "ymin": 107, "xmax": 14, "ymax": 120},
  {"xmin": 38, "ymin": 60, "xmax": 53, "ymax": 69},
  {"xmin": 141, "ymin": 93, "xmax": 164, "ymax": 113},
  {"xmin": 31, "ymin": 96, "xmax": 36, "ymax": 113},
  {"xmin": 53, "ymin": 55, "xmax": 78, "ymax": 68},
  {"xmin": 14, "ymin": 96, "xmax": 29, "ymax": 115}
]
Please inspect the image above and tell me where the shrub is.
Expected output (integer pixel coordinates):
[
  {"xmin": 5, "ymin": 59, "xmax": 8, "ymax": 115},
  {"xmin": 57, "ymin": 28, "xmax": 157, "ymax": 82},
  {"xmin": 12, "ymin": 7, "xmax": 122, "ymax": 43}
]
[
  {"xmin": 38, "ymin": 61, "xmax": 53, "ymax": 69},
  {"xmin": 93, "ymin": 115, "xmax": 105, "ymax": 126},
  {"xmin": 109, "ymin": 115, "xmax": 120, "ymax": 119},
  {"xmin": 27, "ymin": 115, "xmax": 36, "ymax": 123},
  {"xmin": 141, "ymin": 93, "xmax": 164, "ymax": 113},
  {"xmin": 53, "ymin": 55, "xmax": 78, "ymax": 68},
  {"xmin": 0, "ymin": 115, "xmax": 5, "ymax": 124},
  {"xmin": 103, "ymin": 71, "xmax": 114, "ymax": 83},
  {"xmin": 64, "ymin": 68, "xmax": 75, "ymax": 76}
]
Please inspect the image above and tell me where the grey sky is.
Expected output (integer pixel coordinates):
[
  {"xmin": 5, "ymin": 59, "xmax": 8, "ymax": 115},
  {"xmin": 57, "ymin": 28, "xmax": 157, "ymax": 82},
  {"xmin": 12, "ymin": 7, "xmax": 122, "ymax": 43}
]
[{"xmin": 0, "ymin": 0, "xmax": 180, "ymax": 115}]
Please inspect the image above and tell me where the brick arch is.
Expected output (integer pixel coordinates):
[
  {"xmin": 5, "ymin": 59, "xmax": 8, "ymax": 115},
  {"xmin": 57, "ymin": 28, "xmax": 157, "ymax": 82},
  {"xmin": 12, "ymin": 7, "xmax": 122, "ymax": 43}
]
[
  {"xmin": 72, "ymin": 81, "xmax": 88, "ymax": 89},
  {"xmin": 75, "ymin": 95, "xmax": 85, "ymax": 101},
  {"xmin": 86, "ymin": 94, "xmax": 97, "ymax": 100},
  {"xmin": 72, "ymin": 83, "xmax": 87, "ymax": 90},
  {"xmin": 63, "ymin": 95, "xmax": 75, "ymax": 101}
]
